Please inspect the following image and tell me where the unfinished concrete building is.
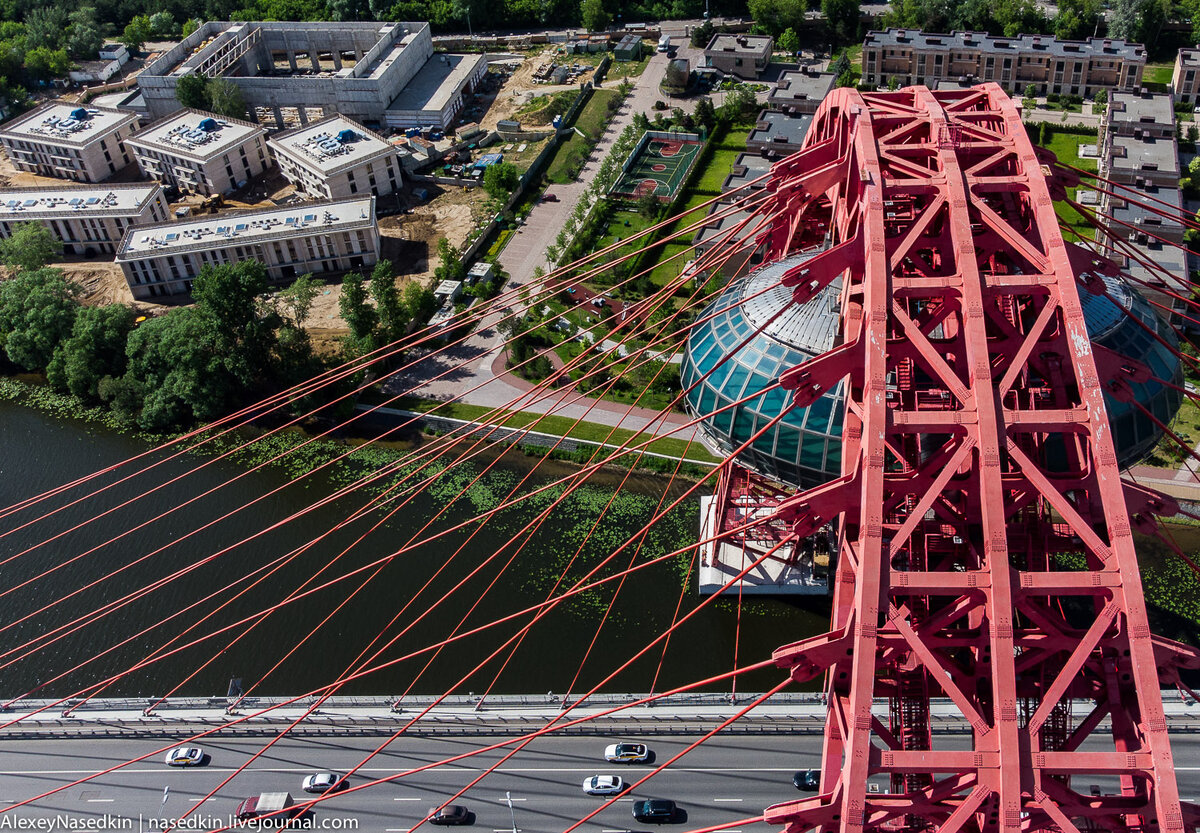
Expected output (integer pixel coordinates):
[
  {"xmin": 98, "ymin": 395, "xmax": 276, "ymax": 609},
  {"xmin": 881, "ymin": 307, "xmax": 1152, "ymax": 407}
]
[{"xmin": 137, "ymin": 21, "xmax": 483, "ymax": 130}]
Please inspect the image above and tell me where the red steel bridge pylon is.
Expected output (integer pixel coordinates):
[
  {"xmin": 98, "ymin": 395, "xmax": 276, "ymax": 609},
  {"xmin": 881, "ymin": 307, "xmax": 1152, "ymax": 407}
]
[{"xmin": 737, "ymin": 84, "xmax": 1200, "ymax": 833}]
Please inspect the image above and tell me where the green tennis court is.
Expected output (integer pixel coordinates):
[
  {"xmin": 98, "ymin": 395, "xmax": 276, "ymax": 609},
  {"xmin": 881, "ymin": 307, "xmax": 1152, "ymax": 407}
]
[{"xmin": 612, "ymin": 135, "xmax": 704, "ymax": 202}]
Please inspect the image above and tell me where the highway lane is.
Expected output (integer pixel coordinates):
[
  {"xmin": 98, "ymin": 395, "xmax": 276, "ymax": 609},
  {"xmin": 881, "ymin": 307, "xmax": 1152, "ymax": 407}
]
[{"xmin": 4, "ymin": 735, "xmax": 1200, "ymax": 832}]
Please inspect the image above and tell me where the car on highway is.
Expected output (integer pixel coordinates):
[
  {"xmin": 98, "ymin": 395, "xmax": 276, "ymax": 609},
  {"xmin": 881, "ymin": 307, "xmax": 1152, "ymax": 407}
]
[
  {"xmin": 632, "ymin": 799, "xmax": 677, "ymax": 823},
  {"xmin": 164, "ymin": 747, "xmax": 204, "ymax": 767},
  {"xmin": 302, "ymin": 773, "xmax": 347, "ymax": 794},
  {"xmin": 582, "ymin": 775, "xmax": 626, "ymax": 796},
  {"xmin": 793, "ymin": 770, "xmax": 820, "ymax": 791},
  {"xmin": 605, "ymin": 742, "xmax": 650, "ymax": 763},
  {"xmin": 429, "ymin": 805, "xmax": 474, "ymax": 826}
]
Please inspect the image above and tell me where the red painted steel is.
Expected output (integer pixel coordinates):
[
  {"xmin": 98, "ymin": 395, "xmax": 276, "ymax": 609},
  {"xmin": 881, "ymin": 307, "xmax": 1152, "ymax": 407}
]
[{"xmin": 727, "ymin": 84, "xmax": 1200, "ymax": 833}]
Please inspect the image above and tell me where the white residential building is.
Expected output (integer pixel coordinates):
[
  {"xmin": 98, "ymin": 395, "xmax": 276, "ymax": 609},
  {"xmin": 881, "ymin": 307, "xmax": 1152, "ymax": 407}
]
[
  {"xmin": 127, "ymin": 109, "xmax": 271, "ymax": 196},
  {"xmin": 116, "ymin": 196, "xmax": 380, "ymax": 299},
  {"xmin": 0, "ymin": 101, "xmax": 140, "ymax": 182},
  {"xmin": 269, "ymin": 115, "xmax": 402, "ymax": 200},
  {"xmin": 0, "ymin": 184, "xmax": 168, "ymax": 256}
]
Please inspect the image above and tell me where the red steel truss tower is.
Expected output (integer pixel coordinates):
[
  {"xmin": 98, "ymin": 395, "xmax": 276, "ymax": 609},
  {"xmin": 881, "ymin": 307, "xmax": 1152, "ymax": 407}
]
[{"xmin": 735, "ymin": 84, "xmax": 1200, "ymax": 833}]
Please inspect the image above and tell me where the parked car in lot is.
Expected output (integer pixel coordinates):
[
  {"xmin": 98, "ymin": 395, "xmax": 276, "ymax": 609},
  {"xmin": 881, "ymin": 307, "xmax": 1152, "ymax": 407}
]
[
  {"xmin": 302, "ymin": 773, "xmax": 347, "ymax": 794},
  {"xmin": 164, "ymin": 747, "xmax": 204, "ymax": 767},
  {"xmin": 604, "ymin": 742, "xmax": 650, "ymax": 763},
  {"xmin": 632, "ymin": 799, "xmax": 677, "ymax": 823},
  {"xmin": 429, "ymin": 805, "xmax": 474, "ymax": 826},
  {"xmin": 582, "ymin": 775, "xmax": 625, "ymax": 796},
  {"xmin": 793, "ymin": 770, "xmax": 820, "ymax": 791}
]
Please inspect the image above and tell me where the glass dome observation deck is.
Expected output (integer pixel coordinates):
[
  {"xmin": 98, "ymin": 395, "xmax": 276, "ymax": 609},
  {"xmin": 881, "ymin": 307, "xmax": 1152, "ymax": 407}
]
[{"xmin": 681, "ymin": 255, "xmax": 1183, "ymax": 489}]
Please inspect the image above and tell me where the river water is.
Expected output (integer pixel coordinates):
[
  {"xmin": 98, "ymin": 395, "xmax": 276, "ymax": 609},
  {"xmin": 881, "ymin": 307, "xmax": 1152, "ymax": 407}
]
[{"xmin": 0, "ymin": 401, "xmax": 831, "ymax": 700}]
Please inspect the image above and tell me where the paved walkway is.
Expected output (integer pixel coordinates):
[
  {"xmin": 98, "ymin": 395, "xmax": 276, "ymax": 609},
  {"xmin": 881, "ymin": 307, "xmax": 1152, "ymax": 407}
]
[{"xmin": 393, "ymin": 53, "xmax": 687, "ymax": 436}]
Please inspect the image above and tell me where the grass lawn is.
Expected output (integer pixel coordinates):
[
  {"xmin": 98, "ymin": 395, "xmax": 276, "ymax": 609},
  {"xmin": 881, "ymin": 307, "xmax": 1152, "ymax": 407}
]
[
  {"xmin": 608, "ymin": 55, "xmax": 651, "ymax": 80},
  {"xmin": 1144, "ymin": 63, "xmax": 1175, "ymax": 85},
  {"xmin": 544, "ymin": 89, "xmax": 622, "ymax": 184},
  {"xmin": 393, "ymin": 396, "xmax": 721, "ymax": 464},
  {"xmin": 1033, "ymin": 127, "xmax": 1099, "ymax": 240}
]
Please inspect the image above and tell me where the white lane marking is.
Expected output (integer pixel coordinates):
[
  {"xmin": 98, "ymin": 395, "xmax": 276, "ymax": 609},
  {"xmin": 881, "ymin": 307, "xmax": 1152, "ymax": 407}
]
[
  {"xmin": 615, "ymin": 798, "xmax": 634, "ymax": 802},
  {"xmin": 498, "ymin": 797, "xmax": 527, "ymax": 802},
  {"xmin": 189, "ymin": 799, "xmax": 207, "ymax": 803},
  {"xmin": 1, "ymin": 766, "xmax": 799, "ymax": 777},
  {"xmin": 713, "ymin": 798, "xmax": 743, "ymax": 802},
  {"xmin": 86, "ymin": 799, "xmax": 115, "ymax": 803},
  {"xmin": 393, "ymin": 798, "xmax": 422, "ymax": 802}
]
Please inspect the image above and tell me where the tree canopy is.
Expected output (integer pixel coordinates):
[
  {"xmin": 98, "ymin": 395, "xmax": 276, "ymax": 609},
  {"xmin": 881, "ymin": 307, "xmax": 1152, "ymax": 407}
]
[
  {"xmin": 0, "ymin": 221, "xmax": 62, "ymax": 272},
  {"xmin": 0, "ymin": 268, "xmax": 80, "ymax": 372}
]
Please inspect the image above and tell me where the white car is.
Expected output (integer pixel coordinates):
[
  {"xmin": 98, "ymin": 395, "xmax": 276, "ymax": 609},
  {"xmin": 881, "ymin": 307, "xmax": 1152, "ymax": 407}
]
[
  {"xmin": 164, "ymin": 747, "xmax": 204, "ymax": 767},
  {"xmin": 582, "ymin": 775, "xmax": 625, "ymax": 796},
  {"xmin": 603, "ymin": 742, "xmax": 650, "ymax": 763},
  {"xmin": 302, "ymin": 772, "xmax": 346, "ymax": 794}
]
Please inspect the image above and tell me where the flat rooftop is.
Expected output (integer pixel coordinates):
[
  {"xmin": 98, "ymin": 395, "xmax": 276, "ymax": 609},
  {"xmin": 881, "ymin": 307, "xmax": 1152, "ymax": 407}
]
[
  {"xmin": 1180, "ymin": 48, "xmax": 1200, "ymax": 68},
  {"xmin": 270, "ymin": 115, "xmax": 394, "ymax": 175},
  {"xmin": 118, "ymin": 196, "xmax": 375, "ymax": 259},
  {"xmin": 128, "ymin": 110, "xmax": 265, "ymax": 160},
  {"xmin": 863, "ymin": 29, "xmax": 1146, "ymax": 62},
  {"xmin": 706, "ymin": 34, "xmax": 773, "ymax": 55},
  {"xmin": 694, "ymin": 200, "xmax": 767, "ymax": 248},
  {"xmin": 748, "ymin": 111, "xmax": 813, "ymax": 149},
  {"xmin": 1108, "ymin": 91, "xmax": 1174, "ymax": 125},
  {"xmin": 1126, "ymin": 240, "xmax": 1188, "ymax": 290},
  {"xmin": 1107, "ymin": 185, "xmax": 1183, "ymax": 230},
  {"xmin": 388, "ymin": 53, "xmax": 485, "ymax": 115},
  {"xmin": 1109, "ymin": 135, "xmax": 1180, "ymax": 175},
  {"xmin": 770, "ymin": 70, "xmax": 835, "ymax": 105},
  {"xmin": 0, "ymin": 101, "xmax": 138, "ymax": 146},
  {"xmin": 722, "ymin": 153, "xmax": 773, "ymax": 193},
  {"xmin": 0, "ymin": 184, "xmax": 162, "ymax": 219}
]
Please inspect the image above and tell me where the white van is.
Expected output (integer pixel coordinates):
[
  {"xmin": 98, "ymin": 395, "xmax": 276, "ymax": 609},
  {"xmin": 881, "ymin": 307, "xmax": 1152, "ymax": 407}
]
[{"xmin": 657, "ymin": 35, "xmax": 671, "ymax": 52}]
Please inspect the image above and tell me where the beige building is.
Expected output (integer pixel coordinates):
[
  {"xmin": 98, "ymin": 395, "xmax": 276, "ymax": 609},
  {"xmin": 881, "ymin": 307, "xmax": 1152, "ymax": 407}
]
[
  {"xmin": 1173, "ymin": 48, "xmax": 1200, "ymax": 104},
  {"xmin": 861, "ymin": 29, "xmax": 1145, "ymax": 97},
  {"xmin": 0, "ymin": 184, "xmax": 168, "ymax": 256},
  {"xmin": 704, "ymin": 34, "xmax": 774, "ymax": 80},
  {"xmin": 116, "ymin": 196, "xmax": 379, "ymax": 299},
  {"xmin": 0, "ymin": 101, "xmax": 140, "ymax": 183},
  {"xmin": 269, "ymin": 115, "xmax": 402, "ymax": 200},
  {"xmin": 127, "ymin": 110, "xmax": 271, "ymax": 196}
]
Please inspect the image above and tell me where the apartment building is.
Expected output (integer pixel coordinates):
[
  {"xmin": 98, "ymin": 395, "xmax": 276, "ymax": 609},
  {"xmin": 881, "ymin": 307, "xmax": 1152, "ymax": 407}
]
[
  {"xmin": 116, "ymin": 196, "xmax": 379, "ymax": 299},
  {"xmin": 127, "ymin": 110, "xmax": 270, "ymax": 197},
  {"xmin": 767, "ymin": 69, "xmax": 836, "ymax": 114},
  {"xmin": 1172, "ymin": 47, "xmax": 1200, "ymax": 104},
  {"xmin": 0, "ymin": 101, "xmax": 140, "ymax": 183},
  {"xmin": 0, "ymin": 184, "xmax": 168, "ymax": 256},
  {"xmin": 704, "ymin": 34, "xmax": 774, "ymax": 80},
  {"xmin": 861, "ymin": 29, "xmax": 1145, "ymax": 97},
  {"xmin": 746, "ymin": 111, "xmax": 813, "ymax": 157},
  {"xmin": 269, "ymin": 115, "xmax": 401, "ymax": 200}
]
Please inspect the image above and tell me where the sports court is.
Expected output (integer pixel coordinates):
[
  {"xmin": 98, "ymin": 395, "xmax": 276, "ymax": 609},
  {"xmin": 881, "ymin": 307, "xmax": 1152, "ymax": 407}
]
[{"xmin": 611, "ymin": 132, "xmax": 705, "ymax": 202}]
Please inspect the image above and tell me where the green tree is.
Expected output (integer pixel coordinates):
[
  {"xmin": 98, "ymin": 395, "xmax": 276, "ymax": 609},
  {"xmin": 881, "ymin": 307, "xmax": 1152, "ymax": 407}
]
[
  {"xmin": 207, "ymin": 78, "xmax": 248, "ymax": 119},
  {"xmin": 822, "ymin": 0, "xmax": 859, "ymax": 45},
  {"xmin": 0, "ymin": 221, "xmax": 62, "ymax": 271},
  {"xmin": 690, "ymin": 20, "xmax": 714, "ymax": 47},
  {"xmin": 581, "ymin": 0, "xmax": 610, "ymax": 31},
  {"xmin": 339, "ymin": 272, "xmax": 377, "ymax": 342},
  {"xmin": 483, "ymin": 161, "xmax": 520, "ymax": 200},
  {"xmin": 65, "ymin": 7, "xmax": 103, "ymax": 59},
  {"xmin": 121, "ymin": 15, "xmax": 153, "ymax": 53},
  {"xmin": 25, "ymin": 7, "xmax": 66, "ymax": 50},
  {"xmin": 46, "ymin": 304, "xmax": 135, "ymax": 399},
  {"xmin": 176, "ymin": 73, "xmax": 211, "ymax": 110},
  {"xmin": 636, "ymin": 192, "xmax": 659, "ymax": 219},
  {"xmin": 403, "ymin": 280, "xmax": 437, "ymax": 322},
  {"xmin": 434, "ymin": 238, "xmax": 467, "ymax": 283},
  {"xmin": 182, "ymin": 18, "xmax": 203, "ymax": 36},
  {"xmin": 149, "ymin": 11, "xmax": 176, "ymax": 36},
  {"xmin": 0, "ymin": 268, "xmax": 80, "ymax": 371},
  {"xmin": 746, "ymin": 0, "xmax": 804, "ymax": 37},
  {"xmin": 1053, "ymin": 0, "xmax": 1101, "ymax": 39},
  {"xmin": 277, "ymin": 273, "xmax": 321, "ymax": 326},
  {"xmin": 717, "ymin": 85, "xmax": 758, "ymax": 124},
  {"xmin": 777, "ymin": 27, "xmax": 800, "ymax": 55},
  {"xmin": 190, "ymin": 260, "xmax": 278, "ymax": 389},
  {"xmin": 369, "ymin": 259, "xmax": 407, "ymax": 343},
  {"xmin": 693, "ymin": 96, "xmax": 717, "ymax": 130},
  {"xmin": 23, "ymin": 47, "xmax": 72, "ymax": 81}
]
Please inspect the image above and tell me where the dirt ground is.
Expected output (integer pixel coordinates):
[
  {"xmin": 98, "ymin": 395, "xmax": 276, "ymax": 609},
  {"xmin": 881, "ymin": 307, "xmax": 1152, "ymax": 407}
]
[{"xmin": 477, "ymin": 48, "xmax": 600, "ymax": 131}]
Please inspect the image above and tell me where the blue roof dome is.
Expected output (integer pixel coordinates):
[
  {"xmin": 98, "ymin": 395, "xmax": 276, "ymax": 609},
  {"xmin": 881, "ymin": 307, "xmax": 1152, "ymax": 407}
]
[{"xmin": 681, "ymin": 254, "xmax": 1182, "ymax": 488}]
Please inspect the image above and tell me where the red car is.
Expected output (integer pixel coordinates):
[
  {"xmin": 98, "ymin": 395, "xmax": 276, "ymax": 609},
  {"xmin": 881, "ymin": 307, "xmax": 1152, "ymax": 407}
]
[{"xmin": 542, "ymin": 193, "xmax": 559, "ymax": 202}]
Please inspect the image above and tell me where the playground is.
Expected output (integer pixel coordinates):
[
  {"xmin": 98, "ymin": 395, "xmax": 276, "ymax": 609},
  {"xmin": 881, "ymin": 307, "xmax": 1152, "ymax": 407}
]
[{"xmin": 611, "ymin": 131, "xmax": 705, "ymax": 203}]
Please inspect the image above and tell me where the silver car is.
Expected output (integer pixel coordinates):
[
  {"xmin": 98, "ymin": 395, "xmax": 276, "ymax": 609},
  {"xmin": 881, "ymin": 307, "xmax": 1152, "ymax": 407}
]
[{"xmin": 582, "ymin": 775, "xmax": 625, "ymax": 796}]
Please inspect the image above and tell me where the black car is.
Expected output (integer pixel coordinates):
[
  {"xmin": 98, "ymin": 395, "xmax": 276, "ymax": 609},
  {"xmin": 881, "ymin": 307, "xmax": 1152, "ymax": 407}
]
[
  {"xmin": 632, "ymin": 799, "xmax": 677, "ymax": 823},
  {"xmin": 429, "ymin": 806, "xmax": 474, "ymax": 826},
  {"xmin": 793, "ymin": 770, "xmax": 820, "ymax": 792}
]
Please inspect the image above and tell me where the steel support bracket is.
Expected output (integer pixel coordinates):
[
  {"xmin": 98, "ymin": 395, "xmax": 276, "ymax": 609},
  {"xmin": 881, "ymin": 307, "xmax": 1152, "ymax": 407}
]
[
  {"xmin": 773, "ymin": 470, "xmax": 860, "ymax": 539},
  {"xmin": 780, "ymin": 338, "xmax": 863, "ymax": 407},
  {"xmin": 773, "ymin": 625, "xmax": 855, "ymax": 683},
  {"xmin": 1093, "ymin": 343, "xmax": 1153, "ymax": 403},
  {"xmin": 1066, "ymin": 242, "xmax": 1123, "ymax": 295},
  {"xmin": 763, "ymin": 796, "xmax": 840, "ymax": 832},
  {"xmin": 780, "ymin": 232, "xmax": 862, "ymax": 305}
]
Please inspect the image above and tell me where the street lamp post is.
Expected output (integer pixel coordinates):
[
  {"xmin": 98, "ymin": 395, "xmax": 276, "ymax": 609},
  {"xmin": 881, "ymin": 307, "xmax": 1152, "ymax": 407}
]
[{"xmin": 505, "ymin": 792, "xmax": 517, "ymax": 833}]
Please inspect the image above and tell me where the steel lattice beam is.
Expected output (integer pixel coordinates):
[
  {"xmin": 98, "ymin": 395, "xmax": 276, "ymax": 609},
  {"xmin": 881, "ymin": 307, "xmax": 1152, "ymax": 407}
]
[{"xmin": 749, "ymin": 84, "xmax": 1200, "ymax": 833}]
